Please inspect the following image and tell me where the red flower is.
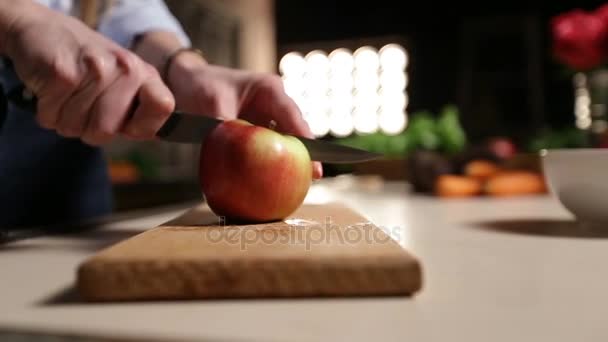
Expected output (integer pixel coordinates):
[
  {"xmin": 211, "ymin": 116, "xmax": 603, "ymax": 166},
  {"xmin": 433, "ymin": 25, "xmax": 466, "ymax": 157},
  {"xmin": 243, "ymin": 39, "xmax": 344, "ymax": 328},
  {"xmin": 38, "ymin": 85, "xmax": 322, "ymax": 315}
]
[
  {"xmin": 551, "ymin": 9, "xmax": 608, "ymax": 71},
  {"xmin": 595, "ymin": 3, "xmax": 608, "ymax": 23}
]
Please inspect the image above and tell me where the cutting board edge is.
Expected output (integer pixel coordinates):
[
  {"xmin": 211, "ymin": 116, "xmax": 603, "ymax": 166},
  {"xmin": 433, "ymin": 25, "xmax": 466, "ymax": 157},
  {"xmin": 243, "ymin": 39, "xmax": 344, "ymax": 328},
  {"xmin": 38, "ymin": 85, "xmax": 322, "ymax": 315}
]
[
  {"xmin": 76, "ymin": 255, "xmax": 423, "ymax": 301},
  {"xmin": 75, "ymin": 202, "xmax": 424, "ymax": 301}
]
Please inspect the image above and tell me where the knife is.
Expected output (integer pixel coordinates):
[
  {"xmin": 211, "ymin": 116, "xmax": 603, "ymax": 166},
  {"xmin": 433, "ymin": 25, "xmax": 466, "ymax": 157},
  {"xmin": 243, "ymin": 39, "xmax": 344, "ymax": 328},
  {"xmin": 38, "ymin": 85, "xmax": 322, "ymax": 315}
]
[{"xmin": 6, "ymin": 85, "xmax": 382, "ymax": 164}]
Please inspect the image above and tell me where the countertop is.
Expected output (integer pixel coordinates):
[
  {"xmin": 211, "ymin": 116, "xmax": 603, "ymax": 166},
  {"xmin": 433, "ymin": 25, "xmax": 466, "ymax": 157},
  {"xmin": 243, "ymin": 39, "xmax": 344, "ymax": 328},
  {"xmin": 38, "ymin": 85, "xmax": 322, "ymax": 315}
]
[{"xmin": 2, "ymin": 175, "xmax": 608, "ymax": 342}]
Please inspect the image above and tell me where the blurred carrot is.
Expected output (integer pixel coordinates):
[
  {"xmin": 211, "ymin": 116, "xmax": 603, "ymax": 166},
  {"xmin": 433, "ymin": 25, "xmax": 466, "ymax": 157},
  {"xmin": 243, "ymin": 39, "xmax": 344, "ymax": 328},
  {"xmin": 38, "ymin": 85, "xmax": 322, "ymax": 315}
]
[
  {"xmin": 464, "ymin": 159, "xmax": 501, "ymax": 181},
  {"xmin": 485, "ymin": 171, "xmax": 547, "ymax": 196},
  {"xmin": 435, "ymin": 175, "xmax": 482, "ymax": 198}
]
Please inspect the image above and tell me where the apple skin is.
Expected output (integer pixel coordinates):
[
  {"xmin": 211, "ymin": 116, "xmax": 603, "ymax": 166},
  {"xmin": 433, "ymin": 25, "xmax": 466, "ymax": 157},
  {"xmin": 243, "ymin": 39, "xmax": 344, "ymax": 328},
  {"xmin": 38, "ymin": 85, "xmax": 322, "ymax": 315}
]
[{"xmin": 199, "ymin": 119, "xmax": 312, "ymax": 222}]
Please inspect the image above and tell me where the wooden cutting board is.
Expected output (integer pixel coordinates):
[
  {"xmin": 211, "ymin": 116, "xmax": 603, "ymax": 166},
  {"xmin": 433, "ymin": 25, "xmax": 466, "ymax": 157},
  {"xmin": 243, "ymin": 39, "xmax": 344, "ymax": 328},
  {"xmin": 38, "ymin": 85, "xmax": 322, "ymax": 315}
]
[{"xmin": 76, "ymin": 203, "xmax": 423, "ymax": 301}]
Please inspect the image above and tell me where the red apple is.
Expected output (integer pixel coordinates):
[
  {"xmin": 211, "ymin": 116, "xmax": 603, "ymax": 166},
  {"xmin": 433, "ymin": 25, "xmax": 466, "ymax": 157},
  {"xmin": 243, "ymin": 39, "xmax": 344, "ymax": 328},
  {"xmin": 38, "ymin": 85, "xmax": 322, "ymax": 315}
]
[{"xmin": 199, "ymin": 119, "xmax": 312, "ymax": 222}]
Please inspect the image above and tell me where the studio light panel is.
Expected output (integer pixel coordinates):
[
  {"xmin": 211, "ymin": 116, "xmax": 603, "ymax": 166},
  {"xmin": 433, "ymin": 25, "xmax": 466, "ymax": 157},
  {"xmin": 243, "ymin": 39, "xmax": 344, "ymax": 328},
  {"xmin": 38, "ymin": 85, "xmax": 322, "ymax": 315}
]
[{"xmin": 279, "ymin": 43, "xmax": 409, "ymax": 137}]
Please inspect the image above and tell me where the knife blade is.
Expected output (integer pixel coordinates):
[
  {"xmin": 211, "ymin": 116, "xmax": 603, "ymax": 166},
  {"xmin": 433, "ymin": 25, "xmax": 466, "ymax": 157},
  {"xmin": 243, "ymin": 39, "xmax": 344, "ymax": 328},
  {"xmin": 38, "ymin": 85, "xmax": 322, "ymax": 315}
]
[
  {"xmin": 6, "ymin": 85, "xmax": 383, "ymax": 164},
  {"xmin": 156, "ymin": 111, "xmax": 382, "ymax": 163}
]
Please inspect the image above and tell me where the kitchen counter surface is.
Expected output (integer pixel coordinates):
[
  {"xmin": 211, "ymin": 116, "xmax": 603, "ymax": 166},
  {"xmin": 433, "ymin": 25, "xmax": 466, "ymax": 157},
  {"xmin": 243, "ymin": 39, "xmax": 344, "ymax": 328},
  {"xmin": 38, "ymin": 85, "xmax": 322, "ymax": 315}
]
[{"xmin": 2, "ymin": 175, "xmax": 607, "ymax": 341}]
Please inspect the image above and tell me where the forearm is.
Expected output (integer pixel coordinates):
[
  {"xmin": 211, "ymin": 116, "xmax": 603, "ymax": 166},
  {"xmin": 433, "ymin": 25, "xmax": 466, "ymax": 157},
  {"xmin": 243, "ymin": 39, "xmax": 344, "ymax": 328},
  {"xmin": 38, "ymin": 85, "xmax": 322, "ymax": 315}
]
[
  {"xmin": 132, "ymin": 31, "xmax": 183, "ymax": 72},
  {"xmin": 0, "ymin": 0, "xmax": 38, "ymax": 55},
  {"xmin": 132, "ymin": 31, "xmax": 207, "ymax": 89}
]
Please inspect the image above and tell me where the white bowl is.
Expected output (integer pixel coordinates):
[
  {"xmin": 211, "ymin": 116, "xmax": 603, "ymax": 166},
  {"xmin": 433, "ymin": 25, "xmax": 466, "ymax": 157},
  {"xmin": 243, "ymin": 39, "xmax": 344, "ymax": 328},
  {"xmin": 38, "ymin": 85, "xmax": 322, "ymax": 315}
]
[{"xmin": 541, "ymin": 148, "xmax": 608, "ymax": 223}]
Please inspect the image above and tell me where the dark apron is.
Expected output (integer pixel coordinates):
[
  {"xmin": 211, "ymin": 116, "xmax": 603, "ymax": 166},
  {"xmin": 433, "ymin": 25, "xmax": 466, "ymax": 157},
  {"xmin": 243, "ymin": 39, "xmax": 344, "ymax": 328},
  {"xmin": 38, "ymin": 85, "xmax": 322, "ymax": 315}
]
[{"xmin": 0, "ymin": 59, "xmax": 113, "ymax": 229}]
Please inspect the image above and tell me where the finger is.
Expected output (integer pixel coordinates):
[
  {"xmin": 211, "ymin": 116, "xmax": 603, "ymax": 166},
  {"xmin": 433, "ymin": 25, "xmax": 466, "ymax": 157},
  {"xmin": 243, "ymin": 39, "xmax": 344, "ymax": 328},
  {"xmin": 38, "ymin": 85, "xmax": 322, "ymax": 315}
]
[
  {"xmin": 35, "ymin": 57, "xmax": 83, "ymax": 130},
  {"xmin": 312, "ymin": 162, "xmax": 323, "ymax": 179},
  {"xmin": 121, "ymin": 74, "xmax": 175, "ymax": 139},
  {"xmin": 260, "ymin": 101, "xmax": 323, "ymax": 179},
  {"xmin": 243, "ymin": 77, "xmax": 323, "ymax": 179},
  {"xmin": 271, "ymin": 103, "xmax": 324, "ymax": 179},
  {"xmin": 56, "ymin": 47, "xmax": 119, "ymax": 138},
  {"xmin": 245, "ymin": 89, "xmax": 312, "ymax": 136},
  {"xmin": 81, "ymin": 69, "xmax": 140, "ymax": 146}
]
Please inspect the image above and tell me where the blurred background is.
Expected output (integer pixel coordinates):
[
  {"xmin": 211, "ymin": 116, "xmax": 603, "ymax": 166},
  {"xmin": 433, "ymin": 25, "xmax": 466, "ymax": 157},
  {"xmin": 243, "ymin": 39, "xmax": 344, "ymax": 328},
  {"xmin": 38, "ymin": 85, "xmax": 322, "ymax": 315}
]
[{"xmin": 104, "ymin": 0, "xmax": 608, "ymax": 210}]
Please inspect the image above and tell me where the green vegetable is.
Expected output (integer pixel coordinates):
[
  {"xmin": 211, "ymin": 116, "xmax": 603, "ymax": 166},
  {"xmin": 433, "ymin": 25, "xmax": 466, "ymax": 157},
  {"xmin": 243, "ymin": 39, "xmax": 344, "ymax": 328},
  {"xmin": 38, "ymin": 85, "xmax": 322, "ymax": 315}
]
[
  {"xmin": 333, "ymin": 104, "xmax": 468, "ymax": 158},
  {"xmin": 384, "ymin": 131, "xmax": 413, "ymax": 157},
  {"xmin": 407, "ymin": 111, "xmax": 440, "ymax": 150},
  {"xmin": 436, "ymin": 104, "xmax": 466, "ymax": 154},
  {"xmin": 527, "ymin": 127, "xmax": 590, "ymax": 151}
]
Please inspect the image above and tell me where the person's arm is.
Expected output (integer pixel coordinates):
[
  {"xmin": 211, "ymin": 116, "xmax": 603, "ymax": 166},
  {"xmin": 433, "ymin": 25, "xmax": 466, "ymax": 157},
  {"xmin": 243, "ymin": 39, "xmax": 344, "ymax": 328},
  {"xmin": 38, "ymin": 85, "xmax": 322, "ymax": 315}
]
[
  {"xmin": 0, "ymin": 0, "xmax": 35, "ymax": 54},
  {"xmin": 131, "ymin": 30, "xmax": 208, "ymax": 83},
  {"xmin": 96, "ymin": 0, "xmax": 196, "ymax": 72},
  {"xmin": 97, "ymin": 0, "xmax": 323, "ymax": 178},
  {"xmin": 1, "ymin": 0, "xmax": 176, "ymax": 145}
]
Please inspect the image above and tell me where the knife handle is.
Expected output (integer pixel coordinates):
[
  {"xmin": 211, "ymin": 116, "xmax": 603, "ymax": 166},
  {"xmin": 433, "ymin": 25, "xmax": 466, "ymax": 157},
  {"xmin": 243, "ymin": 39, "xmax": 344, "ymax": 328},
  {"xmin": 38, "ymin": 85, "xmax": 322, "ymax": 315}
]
[{"xmin": 6, "ymin": 83, "xmax": 141, "ymax": 123}]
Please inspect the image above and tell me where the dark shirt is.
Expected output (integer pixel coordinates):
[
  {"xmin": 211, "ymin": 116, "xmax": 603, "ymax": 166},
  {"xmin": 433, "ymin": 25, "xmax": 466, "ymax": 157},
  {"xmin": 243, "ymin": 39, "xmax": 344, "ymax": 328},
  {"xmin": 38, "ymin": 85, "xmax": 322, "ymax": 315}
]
[{"xmin": 0, "ymin": 61, "xmax": 112, "ymax": 229}]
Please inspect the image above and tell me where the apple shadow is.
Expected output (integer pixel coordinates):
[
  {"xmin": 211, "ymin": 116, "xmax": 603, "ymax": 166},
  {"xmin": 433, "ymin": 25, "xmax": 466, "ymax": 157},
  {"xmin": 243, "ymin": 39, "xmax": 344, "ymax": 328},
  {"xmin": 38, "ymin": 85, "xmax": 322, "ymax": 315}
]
[
  {"xmin": 162, "ymin": 206, "xmax": 282, "ymax": 227},
  {"xmin": 470, "ymin": 218, "xmax": 608, "ymax": 239}
]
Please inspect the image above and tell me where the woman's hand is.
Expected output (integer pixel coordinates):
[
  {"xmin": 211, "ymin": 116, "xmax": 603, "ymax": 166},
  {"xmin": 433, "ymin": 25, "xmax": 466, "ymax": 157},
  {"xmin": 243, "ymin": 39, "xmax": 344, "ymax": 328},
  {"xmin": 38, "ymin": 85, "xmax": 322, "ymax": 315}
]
[
  {"xmin": 167, "ymin": 51, "xmax": 323, "ymax": 179},
  {"xmin": 4, "ymin": 2, "xmax": 175, "ymax": 145}
]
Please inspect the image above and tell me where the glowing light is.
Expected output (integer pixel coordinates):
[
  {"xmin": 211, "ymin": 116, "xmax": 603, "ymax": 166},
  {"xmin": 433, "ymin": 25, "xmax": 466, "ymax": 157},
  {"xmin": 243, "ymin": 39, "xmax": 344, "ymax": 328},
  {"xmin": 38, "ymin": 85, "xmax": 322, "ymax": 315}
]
[
  {"xmin": 353, "ymin": 107, "xmax": 379, "ymax": 134},
  {"xmin": 303, "ymin": 92, "xmax": 330, "ymax": 114},
  {"xmin": 279, "ymin": 52, "xmax": 306, "ymax": 76},
  {"xmin": 305, "ymin": 50, "xmax": 330, "ymax": 75},
  {"xmin": 309, "ymin": 113, "xmax": 331, "ymax": 137},
  {"xmin": 353, "ymin": 70, "xmax": 379, "ymax": 89},
  {"xmin": 282, "ymin": 76, "xmax": 305, "ymax": 99},
  {"xmin": 379, "ymin": 70, "xmax": 407, "ymax": 90},
  {"xmin": 379, "ymin": 44, "xmax": 408, "ymax": 70},
  {"xmin": 353, "ymin": 92, "xmax": 380, "ymax": 113},
  {"xmin": 280, "ymin": 44, "xmax": 409, "ymax": 138},
  {"xmin": 329, "ymin": 48, "xmax": 354, "ymax": 74},
  {"xmin": 576, "ymin": 117, "xmax": 591, "ymax": 130},
  {"xmin": 573, "ymin": 71, "xmax": 592, "ymax": 130},
  {"xmin": 329, "ymin": 109, "xmax": 354, "ymax": 137},
  {"xmin": 379, "ymin": 88, "xmax": 407, "ymax": 111},
  {"xmin": 329, "ymin": 73, "xmax": 353, "ymax": 92},
  {"xmin": 354, "ymin": 46, "xmax": 380, "ymax": 72},
  {"xmin": 328, "ymin": 90, "xmax": 353, "ymax": 113},
  {"xmin": 303, "ymin": 73, "xmax": 329, "ymax": 93},
  {"xmin": 378, "ymin": 108, "xmax": 407, "ymax": 135}
]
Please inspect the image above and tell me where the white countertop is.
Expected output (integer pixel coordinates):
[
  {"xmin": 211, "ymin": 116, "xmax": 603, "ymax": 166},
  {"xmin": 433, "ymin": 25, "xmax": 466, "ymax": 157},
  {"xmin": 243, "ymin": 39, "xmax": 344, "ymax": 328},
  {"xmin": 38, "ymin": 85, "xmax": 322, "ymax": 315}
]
[{"xmin": 2, "ymin": 175, "xmax": 608, "ymax": 342}]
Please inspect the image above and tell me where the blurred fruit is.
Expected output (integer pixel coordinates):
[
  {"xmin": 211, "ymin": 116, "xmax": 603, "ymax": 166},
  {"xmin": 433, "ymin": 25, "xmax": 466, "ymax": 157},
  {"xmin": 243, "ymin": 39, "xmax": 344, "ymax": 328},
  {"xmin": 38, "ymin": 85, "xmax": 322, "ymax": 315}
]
[
  {"xmin": 485, "ymin": 171, "xmax": 547, "ymax": 197},
  {"xmin": 486, "ymin": 137, "xmax": 517, "ymax": 160},
  {"xmin": 464, "ymin": 160, "xmax": 501, "ymax": 180},
  {"xmin": 435, "ymin": 175, "xmax": 482, "ymax": 198},
  {"xmin": 108, "ymin": 161, "xmax": 139, "ymax": 184},
  {"xmin": 450, "ymin": 145, "xmax": 501, "ymax": 174},
  {"xmin": 407, "ymin": 149, "xmax": 453, "ymax": 193}
]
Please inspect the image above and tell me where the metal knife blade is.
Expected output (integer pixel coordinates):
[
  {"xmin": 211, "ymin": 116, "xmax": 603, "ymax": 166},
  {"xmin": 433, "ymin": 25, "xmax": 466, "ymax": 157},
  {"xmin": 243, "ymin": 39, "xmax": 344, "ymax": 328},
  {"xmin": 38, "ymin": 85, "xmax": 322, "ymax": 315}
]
[
  {"xmin": 155, "ymin": 110, "xmax": 221, "ymax": 143},
  {"xmin": 6, "ymin": 85, "xmax": 383, "ymax": 164},
  {"xmin": 156, "ymin": 111, "xmax": 382, "ymax": 163}
]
